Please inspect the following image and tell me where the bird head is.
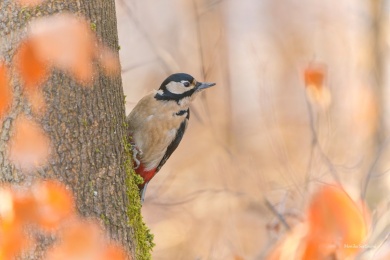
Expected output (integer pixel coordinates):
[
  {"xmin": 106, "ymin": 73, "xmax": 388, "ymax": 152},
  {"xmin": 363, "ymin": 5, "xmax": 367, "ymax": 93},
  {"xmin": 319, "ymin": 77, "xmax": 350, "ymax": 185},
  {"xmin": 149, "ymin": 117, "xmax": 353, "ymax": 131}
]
[{"xmin": 154, "ymin": 73, "xmax": 215, "ymax": 105}]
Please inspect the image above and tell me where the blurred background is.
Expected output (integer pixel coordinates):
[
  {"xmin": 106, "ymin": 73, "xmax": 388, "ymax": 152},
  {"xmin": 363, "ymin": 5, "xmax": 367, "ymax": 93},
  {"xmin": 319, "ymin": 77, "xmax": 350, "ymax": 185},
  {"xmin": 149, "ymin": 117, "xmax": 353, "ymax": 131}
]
[{"xmin": 116, "ymin": 0, "xmax": 390, "ymax": 259}]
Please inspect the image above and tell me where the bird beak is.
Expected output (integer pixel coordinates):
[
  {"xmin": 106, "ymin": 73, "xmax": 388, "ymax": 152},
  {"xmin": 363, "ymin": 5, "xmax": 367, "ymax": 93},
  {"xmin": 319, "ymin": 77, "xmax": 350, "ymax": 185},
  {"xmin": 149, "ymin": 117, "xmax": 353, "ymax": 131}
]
[{"xmin": 196, "ymin": 82, "xmax": 216, "ymax": 91}]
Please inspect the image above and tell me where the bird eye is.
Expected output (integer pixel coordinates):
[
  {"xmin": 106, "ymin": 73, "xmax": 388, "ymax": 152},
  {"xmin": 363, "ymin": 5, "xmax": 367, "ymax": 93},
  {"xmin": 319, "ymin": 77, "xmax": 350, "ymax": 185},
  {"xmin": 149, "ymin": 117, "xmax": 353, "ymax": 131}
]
[{"xmin": 183, "ymin": 81, "xmax": 190, "ymax": 87}]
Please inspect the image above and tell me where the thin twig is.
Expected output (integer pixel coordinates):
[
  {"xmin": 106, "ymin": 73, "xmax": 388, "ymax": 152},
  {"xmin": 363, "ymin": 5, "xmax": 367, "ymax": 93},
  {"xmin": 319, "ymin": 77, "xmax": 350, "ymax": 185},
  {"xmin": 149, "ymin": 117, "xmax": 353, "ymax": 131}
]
[
  {"xmin": 361, "ymin": 138, "xmax": 390, "ymax": 200},
  {"xmin": 370, "ymin": 232, "xmax": 390, "ymax": 260},
  {"xmin": 117, "ymin": 0, "xmax": 178, "ymax": 73},
  {"xmin": 305, "ymin": 97, "xmax": 341, "ymax": 184},
  {"xmin": 264, "ymin": 198, "xmax": 290, "ymax": 231},
  {"xmin": 147, "ymin": 188, "xmax": 246, "ymax": 207},
  {"xmin": 192, "ymin": 0, "xmax": 207, "ymax": 79}
]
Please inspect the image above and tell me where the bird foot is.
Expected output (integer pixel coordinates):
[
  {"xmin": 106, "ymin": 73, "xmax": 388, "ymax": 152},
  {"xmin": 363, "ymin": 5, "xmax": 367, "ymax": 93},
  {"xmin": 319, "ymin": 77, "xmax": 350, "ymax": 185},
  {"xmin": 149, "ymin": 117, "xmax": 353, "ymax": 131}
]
[{"xmin": 131, "ymin": 144, "xmax": 143, "ymax": 169}]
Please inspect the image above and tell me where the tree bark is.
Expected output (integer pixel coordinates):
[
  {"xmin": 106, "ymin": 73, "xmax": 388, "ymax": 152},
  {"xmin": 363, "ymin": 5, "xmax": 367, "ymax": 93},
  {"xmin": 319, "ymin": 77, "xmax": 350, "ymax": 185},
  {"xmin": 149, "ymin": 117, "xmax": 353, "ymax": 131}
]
[{"xmin": 0, "ymin": 1, "xmax": 151, "ymax": 259}]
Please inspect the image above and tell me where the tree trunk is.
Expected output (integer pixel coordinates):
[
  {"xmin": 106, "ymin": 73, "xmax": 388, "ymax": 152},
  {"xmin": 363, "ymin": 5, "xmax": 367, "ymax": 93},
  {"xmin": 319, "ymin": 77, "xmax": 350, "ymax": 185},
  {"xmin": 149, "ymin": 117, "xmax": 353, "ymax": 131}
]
[{"xmin": 0, "ymin": 1, "xmax": 152, "ymax": 259}]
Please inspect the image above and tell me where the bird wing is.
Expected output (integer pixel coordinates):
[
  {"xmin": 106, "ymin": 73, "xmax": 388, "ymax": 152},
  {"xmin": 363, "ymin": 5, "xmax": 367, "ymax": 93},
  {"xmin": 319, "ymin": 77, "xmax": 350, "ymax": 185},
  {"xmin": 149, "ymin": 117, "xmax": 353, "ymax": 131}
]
[{"xmin": 156, "ymin": 110, "xmax": 189, "ymax": 172}]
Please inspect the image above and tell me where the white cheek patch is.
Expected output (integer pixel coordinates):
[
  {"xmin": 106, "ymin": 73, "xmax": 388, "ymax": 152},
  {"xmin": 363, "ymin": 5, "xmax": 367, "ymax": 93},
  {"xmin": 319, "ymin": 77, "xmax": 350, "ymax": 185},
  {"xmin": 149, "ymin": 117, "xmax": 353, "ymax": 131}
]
[{"xmin": 166, "ymin": 81, "xmax": 193, "ymax": 95}]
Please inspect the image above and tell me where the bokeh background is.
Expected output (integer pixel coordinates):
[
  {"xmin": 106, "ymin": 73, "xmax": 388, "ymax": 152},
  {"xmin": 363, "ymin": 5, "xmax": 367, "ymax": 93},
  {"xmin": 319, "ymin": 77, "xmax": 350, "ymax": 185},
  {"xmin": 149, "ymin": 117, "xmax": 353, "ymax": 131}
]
[{"xmin": 116, "ymin": 1, "xmax": 390, "ymax": 259}]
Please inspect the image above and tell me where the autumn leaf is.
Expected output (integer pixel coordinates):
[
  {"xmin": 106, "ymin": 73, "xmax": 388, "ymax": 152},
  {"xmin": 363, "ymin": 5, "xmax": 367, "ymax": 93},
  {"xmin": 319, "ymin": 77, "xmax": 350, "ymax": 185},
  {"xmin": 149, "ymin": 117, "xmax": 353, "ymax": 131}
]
[
  {"xmin": 14, "ymin": 40, "xmax": 49, "ymax": 91},
  {"xmin": 27, "ymin": 13, "xmax": 97, "ymax": 85},
  {"xmin": 0, "ymin": 188, "xmax": 31, "ymax": 259},
  {"xmin": 14, "ymin": 13, "xmax": 120, "ymax": 88},
  {"xmin": 0, "ymin": 188, "xmax": 15, "ymax": 223},
  {"xmin": 303, "ymin": 185, "xmax": 368, "ymax": 259},
  {"xmin": 46, "ymin": 220, "xmax": 103, "ymax": 260},
  {"xmin": 32, "ymin": 181, "xmax": 74, "ymax": 230},
  {"xmin": 0, "ymin": 63, "xmax": 13, "ymax": 118},
  {"xmin": 12, "ymin": 190, "xmax": 38, "ymax": 224},
  {"xmin": 0, "ymin": 181, "xmax": 129, "ymax": 259},
  {"xmin": 266, "ymin": 185, "xmax": 369, "ymax": 260},
  {"xmin": 303, "ymin": 63, "xmax": 331, "ymax": 108},
  {"xmin": 303, "ymin": 64, "xmax": 326, "ymax": 89},
  {"xmin": 99, "ymin": 244, "xmax": 128, "ymax": 260},
  {"xmin": 0, "ymin": 220, "xmax": 29, "ymax": 259},
  {"xmin": 8, "ymin": 115, "xmax": 51, "ymax": 170},
  {"xmin": 47, "ymin": 220, "xmax": 129, "ymax": 260},
  {"xmin": 98, "ymin": 45, "xmax": 121, "ymax": 76},
  {"xmin": 15, "ymin": 0, "xmax": 45, "ymax": 7}
]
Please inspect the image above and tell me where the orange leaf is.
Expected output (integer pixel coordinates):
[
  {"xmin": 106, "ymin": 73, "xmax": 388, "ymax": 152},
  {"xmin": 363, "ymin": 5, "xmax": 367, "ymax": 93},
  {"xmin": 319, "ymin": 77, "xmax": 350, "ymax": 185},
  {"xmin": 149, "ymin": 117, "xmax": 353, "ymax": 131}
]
[
  {"xmin": 98, "ymin": 45, "xmax": 121, "ymax": 76},
  {"xmin": 303, "ymin": 64, "xmax": 326, "ymax": 89},
  {"xmin": 8, "ymin": 115, "xmax": 51, "ymax": 170},
  {"xmin": 0, "ymin": 188, "xmax": 31, "ymax": 259},
  {"xmin": 0, "ymin": 63, "xmax": 12, "ymax": 118},
  {"xmin": 13, "ymin": 190, "xmax": 38, "ymax": 224},
  {"xmin": 32, "ymin": 181, "xmax": 74, "ymax": 230},
  {"xmin": 0, "ymin": 188, "xmax": 15, "ymax": 223},
  {"xmin": 15, "ymin": 0, "xmax": 45, "ymax": 7},
  {"xmin": 28, "ymin": 13, "xmax": 96, "ymax": 85},
  {"xmin": 0, "ymin": 220, "xmax": 29, "ymax": 259},
  {"xmin": 99, "ymin": 244, "xmax": 128, "ymax": 260},
  {"xmin": 303, "ymin": 63, "xmax": 331, "ymax": 108},
  {"xmin": 14, "ymin": 40, "xmax": 49, "ymax": 90},
  {"xmin": 61, "ymin": 220, "xmax": 101, "ymax": 253},
  {"xmin": 46, "ymin": 220, "xmax": 102, "ymax": 260},
  {"xmin": 303, "ymin": 185, "xmax": 368, "ymax": 259}
]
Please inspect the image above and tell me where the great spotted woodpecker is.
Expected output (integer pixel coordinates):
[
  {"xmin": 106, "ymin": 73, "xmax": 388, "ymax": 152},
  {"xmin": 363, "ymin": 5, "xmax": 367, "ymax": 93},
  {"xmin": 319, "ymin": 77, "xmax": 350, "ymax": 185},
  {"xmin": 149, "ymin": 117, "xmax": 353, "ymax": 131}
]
[{"xmin": 127, "ymin": 73, "xmax": 215, "ymax": 202}]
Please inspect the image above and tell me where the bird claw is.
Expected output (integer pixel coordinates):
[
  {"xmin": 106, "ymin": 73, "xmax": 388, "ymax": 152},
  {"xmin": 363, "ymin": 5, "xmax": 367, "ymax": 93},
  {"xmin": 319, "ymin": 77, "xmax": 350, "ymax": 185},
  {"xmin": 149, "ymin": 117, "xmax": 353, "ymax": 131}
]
[{"xmin": 131, "ymin": 144, "xmax": 143, "ymax": 169}]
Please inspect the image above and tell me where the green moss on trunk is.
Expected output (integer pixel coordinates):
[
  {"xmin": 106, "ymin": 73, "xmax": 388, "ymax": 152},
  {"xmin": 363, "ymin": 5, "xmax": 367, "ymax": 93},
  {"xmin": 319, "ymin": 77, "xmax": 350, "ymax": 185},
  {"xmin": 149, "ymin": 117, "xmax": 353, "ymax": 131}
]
[{"xmin": 123, "ymin": 139, "xmax": 155, "ymax": 259}]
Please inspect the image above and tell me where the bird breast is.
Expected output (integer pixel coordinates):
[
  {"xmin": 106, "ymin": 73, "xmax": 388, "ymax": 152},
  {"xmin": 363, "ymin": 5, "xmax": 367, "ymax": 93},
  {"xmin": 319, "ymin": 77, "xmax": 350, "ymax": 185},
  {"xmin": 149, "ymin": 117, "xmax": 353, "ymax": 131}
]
[{"xmin": 128, "ymin": 93, "xmax": 188, "ymax": 171}]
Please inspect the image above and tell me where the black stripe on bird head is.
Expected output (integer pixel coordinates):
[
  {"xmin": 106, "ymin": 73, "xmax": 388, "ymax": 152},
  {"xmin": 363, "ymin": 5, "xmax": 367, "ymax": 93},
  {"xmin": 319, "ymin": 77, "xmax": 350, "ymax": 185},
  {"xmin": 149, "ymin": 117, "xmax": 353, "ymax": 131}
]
[
  {"xmin": 160, "ymin": 73, "xmax": 194, "ymax": 88},
  {"xmin": 154, "ymin": 73, "xmax": 197, "ymax": 102},
  {"xmin": 154, "ymin": 73, "xmax": 216, "ymax": 103}
]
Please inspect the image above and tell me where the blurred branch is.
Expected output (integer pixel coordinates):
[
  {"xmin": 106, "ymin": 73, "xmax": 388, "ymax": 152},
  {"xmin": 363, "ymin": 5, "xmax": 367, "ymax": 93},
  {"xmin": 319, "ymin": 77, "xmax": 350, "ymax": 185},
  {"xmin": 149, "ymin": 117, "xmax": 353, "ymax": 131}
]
[
  {"xmin": 117, "ymin": 0, "xmax": 179, "ymax": 73},
  {"xmin": 121, "ymin": 58, "xmax": 158, "ymax": 73},
  {"xmin": 250, "ymin": 46, "xmax": 303, "ymax": 196},
  {"xmin": 191, "ymin": 0, "xmax": 213, "ymax": 125},
  {"xmin": 370, "ymin": 231, "xmax": 390, "ymax": 259},
  {"xmin": 304, "ymin": 135, "xmax": 315, "ymax": 189},
  {"xmin": 192, "ymin": 0, "xmax": 207, "ymax": 79},
  {"xmin": 371, "ymin": 0, "xmax": 386, "ymax": 143},
  {"xmin": 264, "ymin": 198, "xmax": 290, "ymax": 231},
  {"xmin": 190, "ymin": 0, "xmax": 233, "ymax": 153},
  {"xmin": 203, "ymin": 0, "xmax": 225, "ymax": 11},
  {"xmin": 361, "ymin": 138, "xmax": 390, "ymax": 200},
  {"xmin": 304, "ymin": 98, "xmax": 341, "ymax": 185},
  {"xmin": 147, "ymin": 188, "xmax": 246, "ymax": 207}
]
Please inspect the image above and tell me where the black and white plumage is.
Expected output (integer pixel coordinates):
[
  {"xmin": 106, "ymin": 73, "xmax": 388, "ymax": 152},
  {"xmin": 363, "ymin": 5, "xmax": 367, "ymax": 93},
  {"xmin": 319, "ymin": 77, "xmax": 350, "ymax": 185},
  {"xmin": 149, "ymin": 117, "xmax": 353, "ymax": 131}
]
[{"xmin": 126, "ymin": 73, "xmax": 215, "ymax": 202}]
